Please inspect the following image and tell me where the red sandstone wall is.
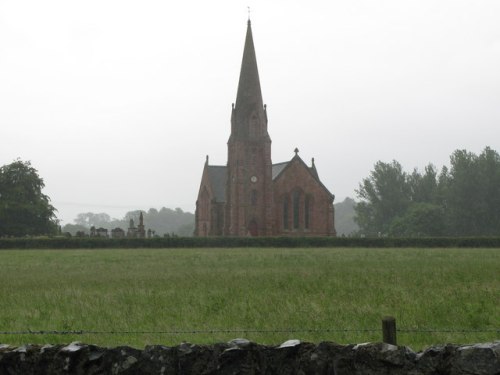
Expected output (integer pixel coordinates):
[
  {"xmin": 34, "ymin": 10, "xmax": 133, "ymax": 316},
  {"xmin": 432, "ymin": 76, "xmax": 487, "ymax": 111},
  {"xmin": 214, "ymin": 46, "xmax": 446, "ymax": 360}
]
[{"xmin": 273, "ymin": 158, "xmax": 335, "ymax": 236}]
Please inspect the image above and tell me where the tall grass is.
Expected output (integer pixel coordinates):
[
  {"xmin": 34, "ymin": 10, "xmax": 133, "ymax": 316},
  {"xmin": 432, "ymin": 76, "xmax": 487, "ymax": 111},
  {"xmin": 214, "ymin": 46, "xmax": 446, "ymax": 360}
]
[{"xmin": 0, "ymin": 248, "xmax": 498, "ymax": 350}]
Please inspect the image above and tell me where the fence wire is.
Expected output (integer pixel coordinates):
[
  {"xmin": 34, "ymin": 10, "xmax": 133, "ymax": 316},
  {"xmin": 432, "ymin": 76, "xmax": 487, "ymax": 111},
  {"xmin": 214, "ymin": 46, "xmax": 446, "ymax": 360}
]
[{"xmin": 0, "ymin": 328, "xmax": 498, "ymax": 336}]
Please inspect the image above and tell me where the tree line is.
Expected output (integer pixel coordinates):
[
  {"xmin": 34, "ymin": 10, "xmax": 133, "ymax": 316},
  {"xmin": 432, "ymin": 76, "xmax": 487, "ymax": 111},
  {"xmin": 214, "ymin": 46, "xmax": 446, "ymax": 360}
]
[
  {"xmin": 63, "ymin": 208, "xmax": 194, "ymax": 237},
  {"xmin": 355, "ymin": 147, "xmax": 500, "ymax": 237}
]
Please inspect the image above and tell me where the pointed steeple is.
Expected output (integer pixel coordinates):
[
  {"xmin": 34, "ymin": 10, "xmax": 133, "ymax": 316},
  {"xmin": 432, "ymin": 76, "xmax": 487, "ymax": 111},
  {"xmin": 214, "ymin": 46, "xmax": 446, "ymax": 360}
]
[
  {"xmin": 225, "ymin": 19, "xmax": 273, "ymax": 237},
  {"xmin": 235, "ymin": 20, "xmax": 263, "ymax": 111},
  {"xmin": 231, "ymin": 20, "xmax": 268, "ymax": 140}
]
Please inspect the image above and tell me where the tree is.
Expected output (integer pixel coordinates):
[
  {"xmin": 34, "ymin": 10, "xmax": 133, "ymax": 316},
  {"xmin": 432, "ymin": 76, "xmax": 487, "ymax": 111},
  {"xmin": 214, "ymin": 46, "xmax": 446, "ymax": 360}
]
[
  {"xmin": 408, "ymin": 164, "xmax": 439, "ymax": 204},
  {"xmin": 445, "ymin": 147, "xmax": 500, "ymax": 236},
  {"xmin": 74, "ymin": 212, "xmax": 113, "ymax": 228},
  {"xmin": 0, "ymin": 159, "xmax": 58, "ymax": 236},
  {"xmin": 355, "ymin": 160, "xmax": 411, "ymax": 236},
  {"xmin": 388, "ymin": 202, "xmax": 445, "ymax": 237},
  {"xmin": 389, "ymin": 164, "xmax": 446, "ymax": 237},
  {"xmin": 355, "ymin": 161, "xmax": 446, "ymax": 237}
]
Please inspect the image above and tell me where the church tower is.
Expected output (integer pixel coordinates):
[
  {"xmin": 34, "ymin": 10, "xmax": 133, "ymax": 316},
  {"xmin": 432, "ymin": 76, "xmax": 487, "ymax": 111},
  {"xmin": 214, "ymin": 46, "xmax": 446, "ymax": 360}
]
[{"xmin": 225, "ymin": 20, "xmax": 273, "ymax": 236}]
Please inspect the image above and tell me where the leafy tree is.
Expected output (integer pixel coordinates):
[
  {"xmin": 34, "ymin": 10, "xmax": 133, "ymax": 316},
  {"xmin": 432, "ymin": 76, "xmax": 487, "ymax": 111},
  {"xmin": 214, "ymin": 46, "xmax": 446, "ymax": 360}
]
[
  {"xmin": 408, "ymin": 164, "xmax": 439, "ymax": 204},
  {"xmin": 355, "ymin": 160, "xmax": 410, "ymax": 236},
  {"xmin": 0, "ymin": 159, "xmax": 58, "ymax": 236},
  {"xmin": 388, "ymin": 203, "xmax": 445, "ymax": 237},
  {"xmin": 477, "ymin": 147, "xmax": 500, "ymax": 234},
  {"xmin": 445, "ymin": 147, "xmax": 500, "ymax": 236},
  {"xmin": 389, "ymin": 164, "xmax": 446, "ymax": 237}
]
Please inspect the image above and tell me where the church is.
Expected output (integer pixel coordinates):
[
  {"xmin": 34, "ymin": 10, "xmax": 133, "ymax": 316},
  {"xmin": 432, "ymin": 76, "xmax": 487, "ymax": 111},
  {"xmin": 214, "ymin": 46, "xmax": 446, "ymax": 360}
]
[{"xmin": 195, "ymin": 20, "xmax": 336, "ymax": 237}]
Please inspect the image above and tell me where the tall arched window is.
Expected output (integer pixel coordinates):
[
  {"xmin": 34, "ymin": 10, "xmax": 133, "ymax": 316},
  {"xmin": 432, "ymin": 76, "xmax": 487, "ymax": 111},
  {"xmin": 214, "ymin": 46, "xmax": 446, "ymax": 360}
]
[
  {"xmin": 283, "ymin": 195, "xmax": 289, "ymax": 230},
  {"xmin": 305, "ymin": 195, "xmax": 311, "ymax": 229},
  {"xmin": 293, "ymin": 190, "xmax": 300, "ymax": 229}
]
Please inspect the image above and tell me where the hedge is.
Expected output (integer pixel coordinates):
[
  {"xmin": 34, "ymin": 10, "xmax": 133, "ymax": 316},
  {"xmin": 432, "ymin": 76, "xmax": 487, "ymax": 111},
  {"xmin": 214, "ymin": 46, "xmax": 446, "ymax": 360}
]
[{"xmin": 1, "ymin": 236, "xmax": 500, "ymax": 249}]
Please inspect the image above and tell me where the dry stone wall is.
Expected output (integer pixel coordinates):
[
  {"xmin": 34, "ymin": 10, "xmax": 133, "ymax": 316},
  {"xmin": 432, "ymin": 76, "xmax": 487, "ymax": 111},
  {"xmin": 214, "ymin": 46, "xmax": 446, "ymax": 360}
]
[{"xmin": 1, "ymin": 340, "xmax": 499, "ymax": 374}]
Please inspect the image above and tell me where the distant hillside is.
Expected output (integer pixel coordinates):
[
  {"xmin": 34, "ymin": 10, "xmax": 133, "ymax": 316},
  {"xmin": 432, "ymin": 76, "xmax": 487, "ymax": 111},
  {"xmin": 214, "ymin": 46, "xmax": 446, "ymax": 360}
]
[{"xmin": 334, "ymin": 197, "xmax": 359, "ymax": 236}]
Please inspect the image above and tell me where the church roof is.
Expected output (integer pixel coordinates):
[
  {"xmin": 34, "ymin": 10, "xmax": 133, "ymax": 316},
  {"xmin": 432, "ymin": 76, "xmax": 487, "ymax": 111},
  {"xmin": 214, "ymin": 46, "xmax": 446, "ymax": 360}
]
[
  {"xmin": 272, "ymin": 160, "xmax": 319, "ymax": 181},
  {"xmin": 206, "ymin": 165, "xmax": 227, "ymax": 203},
  {"xmin": 205, "ymin": 157, "xmax": 331, "ymax": 203},
  {"xmin": 272, "ymin": 162, "xmax": 289, "ymax": 180},
  {"xmin": 272, "ymin": 154, "xmax": 335, "ymax": 199}
]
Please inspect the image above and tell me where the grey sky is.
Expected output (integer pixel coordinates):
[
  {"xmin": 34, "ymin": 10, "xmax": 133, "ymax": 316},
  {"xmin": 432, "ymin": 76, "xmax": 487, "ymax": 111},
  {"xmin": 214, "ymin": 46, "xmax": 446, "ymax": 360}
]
[{"xmin": 1, "ymin": 0, "xmax": 499, "ymax": 225}]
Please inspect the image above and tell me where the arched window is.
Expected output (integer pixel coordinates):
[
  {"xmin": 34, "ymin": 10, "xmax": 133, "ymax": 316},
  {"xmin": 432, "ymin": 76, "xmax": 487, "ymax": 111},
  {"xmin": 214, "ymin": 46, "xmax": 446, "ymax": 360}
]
[
  {"xmin": 293, "ymin": 190, "xmax": 300, "ymax": 229},
  {"xmin": 305, "ymin": 195, "xmax": 312, "ymax": 229},
  {"xmin": 283, "ymin": 194, "xmax": 289, "ymax": 230}
]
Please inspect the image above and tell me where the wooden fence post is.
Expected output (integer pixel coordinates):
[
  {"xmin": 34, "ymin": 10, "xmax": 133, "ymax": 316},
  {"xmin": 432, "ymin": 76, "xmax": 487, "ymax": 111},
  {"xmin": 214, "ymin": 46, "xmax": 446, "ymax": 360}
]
[{"xmin": 382, "ymin": 316, "xmax": 397, "ymax": 345}]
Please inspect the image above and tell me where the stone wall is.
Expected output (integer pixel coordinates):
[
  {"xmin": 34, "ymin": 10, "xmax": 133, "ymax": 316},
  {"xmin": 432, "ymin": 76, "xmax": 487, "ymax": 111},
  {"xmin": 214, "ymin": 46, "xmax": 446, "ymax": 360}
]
[{"xmin": 1, "ymin": 340, "xmax": 499, "ymax": 374}]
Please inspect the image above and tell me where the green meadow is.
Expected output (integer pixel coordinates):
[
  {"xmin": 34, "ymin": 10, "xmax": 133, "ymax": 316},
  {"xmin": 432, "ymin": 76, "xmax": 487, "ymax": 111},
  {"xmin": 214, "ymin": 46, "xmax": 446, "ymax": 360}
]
[{"xmin": 0, "ymin": 248, "xmax": 498, "ymax": 350}]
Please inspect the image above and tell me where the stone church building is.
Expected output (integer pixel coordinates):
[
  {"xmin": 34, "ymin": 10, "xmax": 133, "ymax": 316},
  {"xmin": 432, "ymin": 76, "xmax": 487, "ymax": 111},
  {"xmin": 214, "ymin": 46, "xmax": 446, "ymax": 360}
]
[{"xmin": 195, "ymin": 21, "xmax": 336, "ymax": 237}]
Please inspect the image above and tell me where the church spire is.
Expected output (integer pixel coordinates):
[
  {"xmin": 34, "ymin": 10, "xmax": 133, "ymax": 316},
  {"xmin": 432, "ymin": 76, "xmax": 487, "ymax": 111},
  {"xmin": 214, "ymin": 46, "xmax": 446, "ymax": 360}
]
[
  {"xmin": 225, "ymin": 19, "xmax": 273, "ymax": 237},
  {"xmin": 231, "ymin": 20, "xmax": 267, "ymax": 140}
]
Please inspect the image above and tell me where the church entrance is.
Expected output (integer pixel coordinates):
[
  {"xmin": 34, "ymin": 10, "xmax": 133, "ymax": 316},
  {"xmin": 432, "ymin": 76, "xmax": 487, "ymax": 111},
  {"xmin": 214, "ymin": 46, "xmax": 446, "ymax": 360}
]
[{"xmin": 248, "ymin": 219, "xmax": 258, "ymax": 236}]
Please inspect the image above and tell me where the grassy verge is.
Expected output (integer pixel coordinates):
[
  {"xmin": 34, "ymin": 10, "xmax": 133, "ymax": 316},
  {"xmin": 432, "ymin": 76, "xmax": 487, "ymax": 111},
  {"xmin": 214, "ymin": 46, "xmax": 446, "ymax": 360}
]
[{"xmin": 0, "ymin": 248, "xmax": 498, "ymax": 350}]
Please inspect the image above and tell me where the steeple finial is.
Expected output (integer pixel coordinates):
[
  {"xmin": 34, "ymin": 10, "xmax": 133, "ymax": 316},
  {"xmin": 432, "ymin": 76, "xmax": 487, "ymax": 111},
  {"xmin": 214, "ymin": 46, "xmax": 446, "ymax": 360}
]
[
  {"xmin": 294, "ymin": 148, "xmax": 299, "ymax": 155},
  {"xmin": 247, "ymin": 6, "xmax": 251, "ymax": 22}
]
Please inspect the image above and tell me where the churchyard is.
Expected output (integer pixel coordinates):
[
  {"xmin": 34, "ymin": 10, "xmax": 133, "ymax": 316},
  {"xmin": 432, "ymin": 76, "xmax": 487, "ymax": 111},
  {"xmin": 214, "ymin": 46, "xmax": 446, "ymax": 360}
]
[{"xmin": 0, "ymin": 247, "xmax": 498, "ymax": 351}]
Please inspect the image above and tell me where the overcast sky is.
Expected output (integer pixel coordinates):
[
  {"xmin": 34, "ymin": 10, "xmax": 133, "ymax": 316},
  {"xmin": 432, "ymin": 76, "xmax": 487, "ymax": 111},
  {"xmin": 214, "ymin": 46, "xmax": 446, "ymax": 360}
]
[{"xmin": 1, "ymin": 0, "xmax": 499, "ymax": 225}]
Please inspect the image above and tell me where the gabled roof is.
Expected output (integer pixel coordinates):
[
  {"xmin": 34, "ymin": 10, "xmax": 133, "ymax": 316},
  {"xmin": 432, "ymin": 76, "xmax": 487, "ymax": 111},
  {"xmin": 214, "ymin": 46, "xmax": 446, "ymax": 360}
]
[
  {"xmin": 206, "ymin": 165, "xmax": 227, "ymax": 203},
  {"xmin": 272, "ymin": 154, "xmax": 335, "ymax": 199},
  {"xmin": 272, "ymin": 159, "xmax": 321, "ymax": 182}
]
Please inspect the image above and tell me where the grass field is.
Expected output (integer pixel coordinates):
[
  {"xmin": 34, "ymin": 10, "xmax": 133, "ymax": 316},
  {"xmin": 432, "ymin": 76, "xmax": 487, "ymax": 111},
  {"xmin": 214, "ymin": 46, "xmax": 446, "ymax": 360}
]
[{"xmin": 0, "ymin": 248, "xmax": 498, "ymax": 350}]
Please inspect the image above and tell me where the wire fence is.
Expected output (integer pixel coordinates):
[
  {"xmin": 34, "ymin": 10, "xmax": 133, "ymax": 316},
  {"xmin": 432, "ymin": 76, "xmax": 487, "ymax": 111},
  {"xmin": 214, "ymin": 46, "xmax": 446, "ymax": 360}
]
[{"xmin": 1, "ymin": 328, "xmax": 498, "ymax": 336}]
